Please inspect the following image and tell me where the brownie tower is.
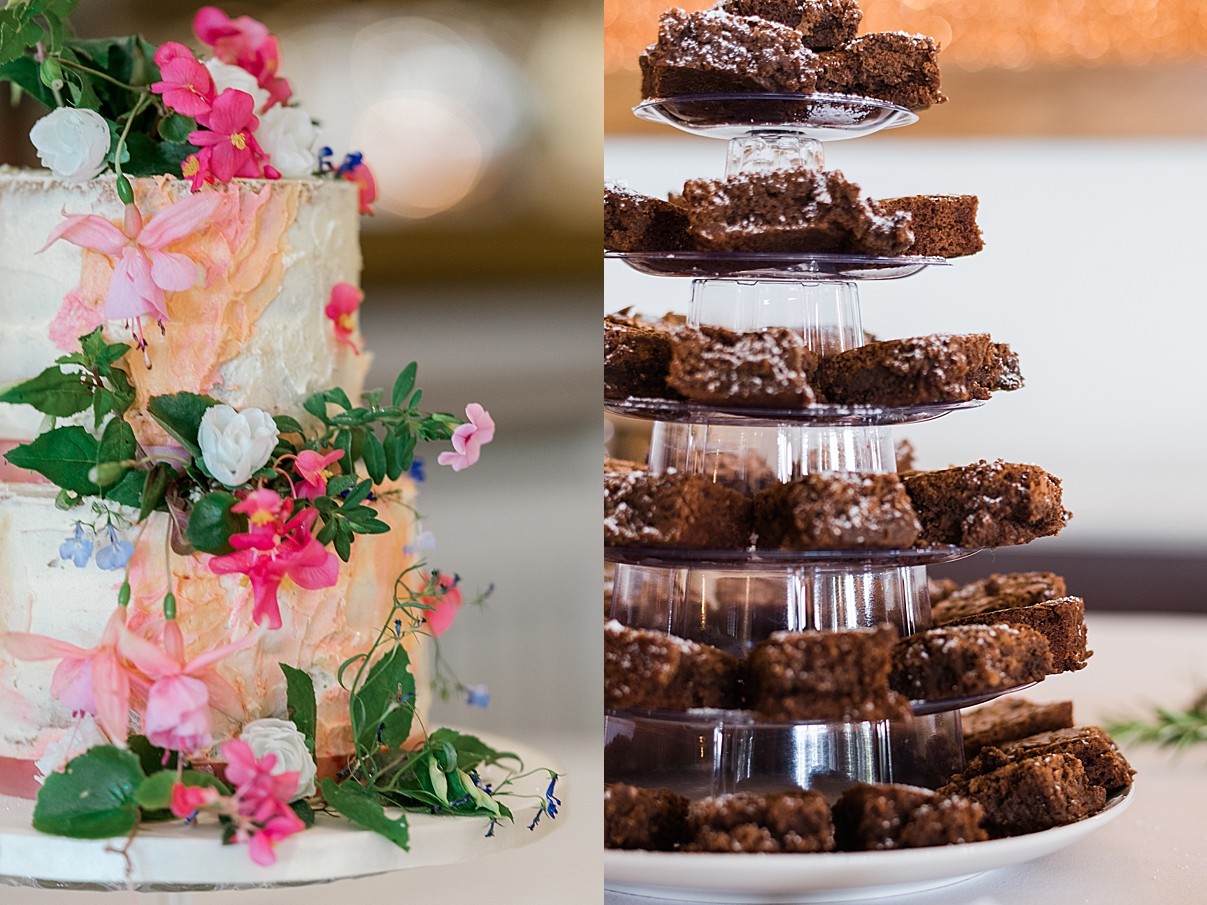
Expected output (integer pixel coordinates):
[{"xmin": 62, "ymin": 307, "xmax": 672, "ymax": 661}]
[{"xmin": 604, "ymin": 5, "xmax": 1070, "ymax": 807}]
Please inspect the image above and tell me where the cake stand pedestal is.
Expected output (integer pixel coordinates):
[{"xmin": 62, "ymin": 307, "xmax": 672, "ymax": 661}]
[{"xmin": 0, "ymin": 731, "xmax": 562, "ymax": 894}]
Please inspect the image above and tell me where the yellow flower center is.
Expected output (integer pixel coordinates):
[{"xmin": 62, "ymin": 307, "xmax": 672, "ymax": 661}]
[
  {"xmin": 248, "ymin": 509, "xmax": 274, "ymax": 526},
  {"xmin": 182, "ymin": 156, "xmax": 200, "ymax": 177},
  {"xmin": 337, "ymin": 314, "xmax": 355, "ymax": 331},
  {"xmin": 231, "ymin": 132, "xmax": 247, "ymax": 150},
  {"xmin": 280, "ymin": 575, "xmax": 296, "ymax": 592},
  {"xmin": 319, "ymin": 467, "xmax": 333, "ymax": 481}
]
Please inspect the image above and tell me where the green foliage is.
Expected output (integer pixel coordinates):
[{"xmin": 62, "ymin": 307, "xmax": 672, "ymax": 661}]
[
  {"xmin": 348, "ymin": 643, "xmax": 416, "ymax": 755},
  {"xmin": 134, "ymin": 769, "xmax": 229, "ymax": 811},
  {"xmin": 281, "ymin": 663, "xmax": 318, "ymax": 760},
  {"xmin": 1107, "ymin": 692, "xmax": 1207, "ymax": 753},
  {"xmin": 428, "ymin": 728, "xmax": 521, "ymax": 773},
  {"xmin": 128, "ymin": 734, "xmax": 177, "ymax": 776},
  {"xmin": 320, "ymin": 778, "xmax": 409, "ymax": 851},
  {"xmin": 138, "ymin": 462, "xmax": 171, "ymax": 521},
  {"xmin": 32, "ymin": 745, "xmax": 144, "ymax": 839},
  {"xmin": 186, "ymin": 490, "xmax": 243, "ymax": 555},
  {"xmin": 146, "ymin": 392, "xmax": 218, "ymax": 458},
  {"xmin": 0, "ymin": 366, "xmax": 94, "ymax": 417},
  {"xmin": 5, "ymin": 426, "xmax": 100, "ymax": 495}
]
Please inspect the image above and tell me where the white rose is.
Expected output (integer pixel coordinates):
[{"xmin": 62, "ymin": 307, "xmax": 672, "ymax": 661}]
[
  {"xmin": 204, "ymin": 58, "xmax": 270, "ymax": 114},
  {"xmin": 197, "ymin": 404, "xmax": 279, "ymax": 487},
  {"xmin": 239, "ymin": 718, "xmax": 317, "ymax": 800},
  {"xmin": 34, "ymin": 715, "xmax": 110, "ymax": 784},
  {"xmin": 29, "ymin": 107, "xmax": 111, "ymax": 181},
  {"xmin": 256, "ymin": 106, "xmax": 320, "ymax": 178}
]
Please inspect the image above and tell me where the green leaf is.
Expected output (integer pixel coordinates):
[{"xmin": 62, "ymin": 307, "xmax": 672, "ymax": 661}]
[
  {"xmin": 290, "ymin": 798, "xmax": 315, "ymax": 827},
  {"xmin": 107, "ymin": 367, "xmax": 135, "ymax": 413},
  {"xmin": 343, "ymin": 478, "xmax": 372, "ymax": 508},
  {"xmin": 391, "ymin": 363, "xmax": 417, "ymax": 407},
  {"xmin": 146, "ymin": 392, "xmax": 218, "ymax": 458},
  {"xmin": 280, "ymin": 663, "xmax": 317, "ymax": 760},
  {"xmin": 122, "ymin": 132, "xmax": 197, "ymax": 178},
  {"xmin": 326, "ymin": 474, "xmax": 358, "ymax": 497},
  {"xmin": 274, "ymin": 415, "xmax": 305, "ymax": 435},
  {"xmin": 427, "ymin": 728, "xmax": 522, "ymax": 772},
  {"xmin": 320, "ymin": 778, "xmax": 409, "ymax": 851},
  {"xmin": 302, "ymin": 393, "xmax": 329, "ymax": 423},
  {"xmin": 33, "ymin": 746, "xmax": 144, "ymax": 839},
  {"xmin": 5, "ymin": 426, "xmax": 99, "ymax": 495},
  {"xmin": 350, "ymin": 643, "xmax": 416, "ymax": 754},
  {"xmin": 0, "ymin": 56, "xmax": 55, "ymax": 106},
  {"xmin": 138, "ymin": 462, "xmax": 171, "ymax": 521},
  {"xmin": 105, "ymin": 468, "xmax": 145, "ymax": 508},
  {"xmin": 128, "ymin": 734, "xmax": 176, "ymax": 776},
  {"xmin": 0, "ymin": 366, "xmax": 93, "ymax": 416},
  {"xmin": 383, "ymin": 429, "xmax": 405, "ymax": 481},
  {"xmin": 348, "ymin": 516, "xmax": 390, "ymax": 535},
  {"xmin": 334, "ymin": 429, "xmax": 352, "ymax": 467},
  {"xmin": 363, "ymin": 431, "xmax": 386, "ymax": 484},
  {"xmin": 324, "ymin": 387, "xmax": 352, "ymax": 411},
  {"xmin": 157, "ymin": 112, "xmax": 195, "ymax": 142},
  {"xmin": 134, "ymin": 769, "xmax": 229, "ymax": 811},
  {"xmin": 186, "ymin": 490, "xmax": 243, "ymax": 555}
]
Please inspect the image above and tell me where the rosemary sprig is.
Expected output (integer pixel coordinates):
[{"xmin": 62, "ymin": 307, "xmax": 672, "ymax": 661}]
[{"xmin": 1106, "ymin": 691, "xmax": 1207, "ymax": 753}]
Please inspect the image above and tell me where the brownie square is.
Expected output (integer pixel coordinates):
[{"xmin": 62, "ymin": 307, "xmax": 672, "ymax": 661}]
[
  {"xmin": 605, "ymin": 471, "xmax": 753, "ymax": 549},
  {"xmin": 878, "ymin": 195, "xmax": 984, "ymax": 258},
  {"xmin": 932, "ymin": 572, "xmax": 1068, "ymax": 624},
  {"xmin": 604, "ymin": 621, "xmax": 742, "ymax": 711},
  {"xmin": 895, "ymin": 437, "xmax": 916, "ymax": 472},
  {"xmin": 816, "ymin": 32, "xmax": 945, "ymax": 110},
  {"xmin": 753, "ymin": 473, "xmax": 921, "ymax": 550},
  {"xmin": 943, "ymin": 597, "xmax": 1090, "ymax": 673},
  {"xmin": 605, "ymin": 184, "xmax": 693, "ymax": 253},
  {"xmin": 641, "ymin": 8, "xmax": 819, "ymax": 98},
  {"xmin": 721, "ymin": 0, "xmax": 861, "ymax": 49},
  {"xmin": 890, "ymin": 624, "xmax": 1053, "ymax": 702},
  {"xmin": 832, "ymin": 783, "xmax": 985, "ymax": 850},
  {"xmin": 604, "ymin": 455, "xmax": 644, "ymax": 475},
  {"xmin": 749, "ymin": 625, "xmax": 911, "ymax": 721},
  {"xmin": 816, "ymin": 334, "xmax": 1023, "ymax": 407},
  {"xmin": 704, "ymin": 449, "xmax": 780, "ymax": 496},
  {"xmin": 605, "ymin": 783, "xmax": 691, "ymax": 850},
  {"xmin": 943, "ymin": 753, "xmax": 1107, "ymax": 837},
  {"xmin": 667, "ymin": 324, "xmax": 819, "ymax": 406},
  {"xmin": 902, "ymin": 460, "xmax": 1071, "ymax": 547},
  {"xmin": 680, "ymin": 169, "xmax": 912, "ymax": 255},
  {"xmin": 686, "ymin": 790, "xmax": 835, "ymax": 853},
  {"xmin": 604, "ymin": 309, "xmax": 685, "ymax": 401},
  {"xmin": 928, "ymin": 576, "xmax": 959, "ymax": 604},
  {"xmin": 965, "ymin": 727, "xmax": 1134, "ymax": 793},
  {"xmin": 961, "ymin": 697, "xmax": 1075, "ymax": 758}
]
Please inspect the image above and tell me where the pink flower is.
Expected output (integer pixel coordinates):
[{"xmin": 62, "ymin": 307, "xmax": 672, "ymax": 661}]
[
  {"xmin": 118, "ymin": 619, "xmax": 262, "ymax": 753},
  {"xmin": 437, "ymin": 403, "xmax": 495, "ymax": 472},
  {"xmin": 324, "ymin": 283, "xmax": 362, "ymax": 353},
  {"xmin": 423, "ymin": 572, "xmax": 463, "ymax": 636},
  {"xmin": 171, "ymin": 781, "xmax": 220, "ymax": 818},
  {"xmin": 294, "ymin": 449, "xmax": 344, "ymax": 498},
  {"xmin": 194, "ymin": 7, "xmax": 292, "ymax": 111},
  {"xmin": 342, "ymin": 161, "xmax": 376, "ymax": 216},
  {"xmin": 233, "ymin": 488, "xmax": 287, "ymax": 531},
  {"xmin": 209, "ymin": 494, "xmax": 340, "ymax": 630},
  {"xmin": 181, "ymin": 152, "xmax": 212, "ymax": 192},
  {"xmin": 188, "ymin": 89, "xmax": 271, "ymax": 183},
  {"xmin": 1, "ymin": 607, "xmax": 135, "ymax": 744},
  {"xmin": 221, "ymin": 738, "xmax": 305, "ymax": 865},
  {"xmin": 41, "ymin": 193, "xmax": 223, "ymax": 325},
  {"xmin": 151, "ymin": 42, "xmax": 215, "ymax": 120}
]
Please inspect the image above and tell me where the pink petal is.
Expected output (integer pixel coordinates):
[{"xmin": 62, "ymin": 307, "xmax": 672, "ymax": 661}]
[
  {"xmin": 138, "ymin": 192, "xmax": 224, "ymax": 250},
  {"xmin": 248, "ymin": 829, "xmax": 277, "ymax": 866},
  {"xmin": 148, "ymin": 250, "xmax": 199, "ymax": 292},
  {"xmin": 50, "ymin": 658, "xmax": 97, "ymax": 714},
  {"xmin": 1, "ymin": 633, "xmax": 89, "ymax": 661},
  {"xmin": 465, "ymin": 403, "xmax": 495, "ymax": 443},
  {"xmin": 326, "ymin": 283, "xmax": 361, "ymax": 318},
  {"xmin": 105, "ymin": 249, "xmax": 164, "ymax": 321},
  {"xmin": 249, "ymin": 571, "xmax": 285, "ymax": 630},
  {"xmin": 117, "ymin": 625, "xmax": 182, "ymax": 679},
  {"xmin": 437, "ymin": 450, "xmax": 472, "ymax": 472},
  {"xmin": 41, "ymin": 214, "xmax": 128, "ymax": 255},
  {"xmin": 220, "ymin": 738, "xmax": 259, "ymax": 785},
  {"xmin": 209, "ymin": 548, "xmax": 257, "ymax": 574},
  {"xmin": 184, "ymin": 625, "xmax": 264, "ymax": 674},
  {"xmin": 196, "ymin": 669, "xmax": 245, "ymax": 720},
  {"xmin": 286, "ymin": 543, "xmax": 339, "ymax": 591},
  {"xmin": 426, "ymin": 598, "xmax": 461, "ymax": 636},
  {"xmin": 92, "ymin": 650, "xmax": 131, "ymax": 745},
  {"xmin": 206, "ymin": 89, "xmax": 256, "ymax": 137},
  {"xmin": 154, "ymin": 42, "xmax": 194, "ymax": 67},
  {"xmin": 194, "ymin": 7, "xmax": 240, "ymax": 45}
]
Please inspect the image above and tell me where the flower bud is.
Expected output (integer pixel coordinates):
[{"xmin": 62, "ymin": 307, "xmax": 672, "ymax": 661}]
[{"xmin": 29, "ymin": 107, "xmax": 111, "ymax": 181}]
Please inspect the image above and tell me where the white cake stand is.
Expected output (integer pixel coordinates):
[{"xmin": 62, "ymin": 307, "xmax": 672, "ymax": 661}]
[{"xmin": 0, "ymin": 730, "xmax": 563, "ymax": 893}]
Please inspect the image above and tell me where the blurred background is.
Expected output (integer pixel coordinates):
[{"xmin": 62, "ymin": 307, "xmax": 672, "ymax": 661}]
[
  {"xmin": 605, "ymin": 0, "xmax": 1207, "ymax": 615},
  {"xmin": 0, "ymin": 1, "xmax": 600, "ymax": 902}
]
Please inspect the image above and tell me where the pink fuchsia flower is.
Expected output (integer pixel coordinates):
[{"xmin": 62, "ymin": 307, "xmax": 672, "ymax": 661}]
[
  {"xmin": 1, "ymin": 606, "xmax": 134, "ymax": 744},
  {"xmin": 422, "ymin": 572, "xmax": 463, "ymax": 636},
  {"xmin": 194, "ymin": 7, "xmax": 292, "ymax": 111},
  {"xmin": 337, "ymin": 155, "xmax": 377, "ymax": 215},
  {"xmin": 118, "ymin": 619, "xmax": 262, "ymax": 753},
  {"xmin": 294, "ymin": 449, "xmax": 344, "ymax": 499},
  {"xmin": 209, "ymin": 494, "xmax": 340, "ymax": 630},
  {"xmin": 40, "ymin": 192, "xmax": 223, "ymax": 326},
  {"xmin": 187, "ymin": 89, "xmax": 272, "ymax": 183},
  {"xmin": 324, "ymin": 283, "xmax": 362, "ymax": 353},
  {"xmin": 151, "ymin": 42, "xmax": 216, "ymax": 121},
  {"xmin": 438, "ymin": 403, "xmax": 495, "ymax": 472},
  {"xmin": 170, "ymin": 781, "xmax": 221, "ymax": 818}
]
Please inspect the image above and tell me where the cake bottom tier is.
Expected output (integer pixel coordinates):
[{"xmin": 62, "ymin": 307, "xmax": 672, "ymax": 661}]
[{"xmin": 605, "ymin": 709, "xmax": 964, "ymax": 803}]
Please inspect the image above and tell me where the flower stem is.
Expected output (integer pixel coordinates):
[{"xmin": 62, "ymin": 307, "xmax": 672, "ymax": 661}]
[
  {"xmin": 113, "ymin": 92, "xmax": 150, "ymax": 202},
  {"xmin": 56, "ymin": 57, "xmax": 144, "ymax": 94}
]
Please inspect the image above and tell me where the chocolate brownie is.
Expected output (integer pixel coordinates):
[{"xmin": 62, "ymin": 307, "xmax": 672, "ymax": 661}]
[
  {"xmin": 686, "ymin": 790, "xmax": 835, "ymax": 853},
  {"xmin": 680, "ymin": 169, "xmax": 912, "ymax": 255},
  {"xmin": 816, "ymin": 32, "xmax": 945, "ymax": 110},
  {"xmin": 604, "ymin": 309, "xmax": 684, "ymax": 401},
  {"xmin": 902, "ymin": 460, "xmax": 1071, "ymax": 547},
  {"xmin": 605, "ymin": 783, "xmax": 691, "ymax": 850},
  {"xmin": 942, "ymin": 597, "xmax": 1090, "ymax": 673},
  {"xmin": 705, "ymin": 449, "xmax": 779, "ymax": 496},
  {"xmin": 749, "ymin": 625, "xmax": 911, "ymax": 722},
  {"xmin": 604, "ymin": 455, "xmax": 644, "ymax": 475},
  {"xmin": 604, "ymin": 562, "xmax": 615, "ymax": 618},
  {"xmin": 890, "ymin": 624, "xmax": 1053, "ymax": 702},
  {"xmin": 961, "ymin": 697, "xmax": 1075, "ymax": 758},
  {"xmin": 667, "ymin": 324, "xmax": 819, "ymax": 406},
  {"xmin": 605, "ymin": 184, "xmax": 693, "ymax": 253},
  {"xmin": 640, "ymin": 7, "xmax": 819, "ymax": 98},
  {"xmin": 928, "ymin": 576, "xmax": 959, "ymax": 604},
  {"xmin": 933, "ymin": 572, "xmax": 1068, "ymax": 624},
  {"xmin": 961, "ymin": 727, "xmax": 1134, "ymax": 793},
  {"xmin": 941, "ymin": 753, "xmax": 1107, "ymax": 837},
  {"xmin": 753, "ymin": 473, "xmax": 921, "ymax": 549},
  {"xmin": 879, "ymin": 195, "xmax": 984, "ymax": 258},
  {"xmin": 605, "ymin": 471, "xmax": 753, "ymax": 549},
  {"xmin": 721, "ymin": 0, "xmax": 861, "ymax": 49},
  {"xmin": 604, "ymin": 621, "xmax": 742, "ymax": 711},
  {"xmin": 832, "ymin": 784, "xmax": 986, "ymax": 850},
  {"xmin": 816, "ymin": 334, "xmax": 1023, "ymax": 407},
  {"xmin": 895, "ymin": 437, "xmax": 915, "ymax": 472}
]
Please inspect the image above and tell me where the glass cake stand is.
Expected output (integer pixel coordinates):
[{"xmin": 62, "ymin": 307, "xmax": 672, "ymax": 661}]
[
  {"xmin": 605, "ymin": 250, "xmax": 948, "ymax": 282},
  {"xmin": 605, "ymin": 396, "xmax": 983, "ymax": 428}
]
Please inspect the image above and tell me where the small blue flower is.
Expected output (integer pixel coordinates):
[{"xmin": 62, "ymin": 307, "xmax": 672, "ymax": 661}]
[
  {"xmin": 317, "ymin": 146, "xmax": 334, "ymax": 173},
  {"xmin": 485, "ymin": 817, "xmax": 499, "ymax": 838},
  {"xmin": 545, "ymin": 774, "xmax": 561, "ymax": 819},
  {"xmin": 95, "ymin": 525, "xmax": 133, "ymax": 571},
  {"xmin": 403, "ymin": 530, "xmax": 436, "ymax": 556},
  {"xmin": 408, "ymin": 457, "xmax": 425, "ymax": 482},
  {"xmin": 466, "ymin": 684, "xmax": 490, "ymax": 708},
  {"xmin": 59, "ymin": 523, "xmax": 92, "ymax": 568},
  {"xmin": 336, "ymin": 151, "xmax": 364, "ymax": 176}
]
